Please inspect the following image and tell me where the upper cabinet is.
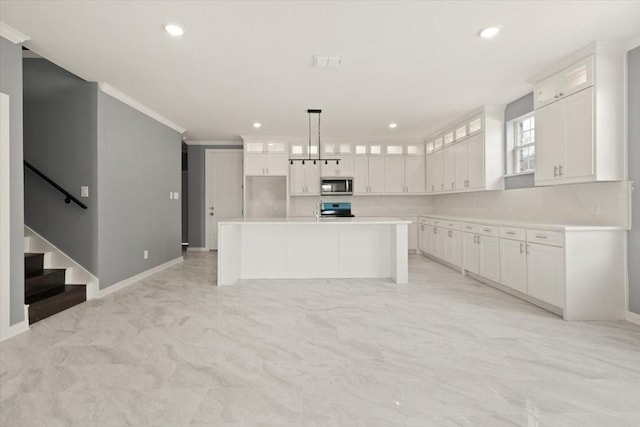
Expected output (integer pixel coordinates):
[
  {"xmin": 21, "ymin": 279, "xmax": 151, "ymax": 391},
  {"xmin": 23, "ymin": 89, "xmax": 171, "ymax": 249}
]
[
  {"xmin": 532, "ymin": 42, "xmax": 626, "ymax": 186},
  {"xmin": 425, "ymin": 107, "xmax": 504, "ymax": 195},
  {"xmin": 383, "ymin": 143, "xmax": 426, "ymax": 194},
  {"xmin": 243, "ymin": 139, "xmax": 288, "ymax": 176}
]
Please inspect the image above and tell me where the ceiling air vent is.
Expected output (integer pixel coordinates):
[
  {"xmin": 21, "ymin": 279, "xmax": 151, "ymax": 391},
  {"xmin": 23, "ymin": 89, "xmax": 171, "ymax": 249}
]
[{"xmin": 313, "ymin": 55, "xmax": 342, "ymax": 68}]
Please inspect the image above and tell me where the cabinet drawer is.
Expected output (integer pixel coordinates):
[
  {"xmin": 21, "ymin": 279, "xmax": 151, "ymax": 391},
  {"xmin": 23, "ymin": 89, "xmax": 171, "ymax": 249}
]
[
  {"xmin": 500, "ymin": 227, "xmax": 526, "ymax": 241},
  {"xmin": 478, "ymin": 224, "xmax": 499, "ymax": 237},
  {"xmin": 444, "ymin": 220, "xmax": 461, "ymax": 230},
  {"xmin": 430, "ymin": 218, "xmax": 444, "ymax": 227},
  {"xmin": 527, "ymin": 229, "xmax": 564, "ymax": 247},
  {"xmin": 462, "ymin": 223, "xmax": 478, "ymax": 233}
]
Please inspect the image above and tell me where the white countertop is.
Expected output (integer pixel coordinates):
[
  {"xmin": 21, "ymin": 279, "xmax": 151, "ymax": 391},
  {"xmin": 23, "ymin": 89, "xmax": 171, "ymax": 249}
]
[
  {"xmin": 220, "ymin": 217, "xmax": 412, "ymax": 225},
  {"xmin": 417, "ymin": 214, "xmax": 627, "ymax": 231}
]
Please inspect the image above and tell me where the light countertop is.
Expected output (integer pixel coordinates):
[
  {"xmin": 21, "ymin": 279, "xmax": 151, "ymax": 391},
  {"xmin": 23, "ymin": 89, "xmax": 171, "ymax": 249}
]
[
  {"xmin": 417, "ymin": 214, "xmax": 627, "ymax": 231},
  {"xmin": 219, "ymin": 217, "xmax": 412, "ymax": 225}
]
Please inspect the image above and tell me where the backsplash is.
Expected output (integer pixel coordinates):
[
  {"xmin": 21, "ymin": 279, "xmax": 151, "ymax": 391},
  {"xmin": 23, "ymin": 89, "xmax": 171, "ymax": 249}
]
[
  {"xmin": 289, "ymin": 195, "xmax": 433, "ymax": 217},
  {"xmin": 430, "ymin": 180, "xmax": 631, "ymax": 227}
]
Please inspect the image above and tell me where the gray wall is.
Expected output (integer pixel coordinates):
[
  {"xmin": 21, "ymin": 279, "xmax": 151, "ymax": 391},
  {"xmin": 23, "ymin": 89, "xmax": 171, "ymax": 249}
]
[
  {"xmin": 0, "ymin": 37, "xmax": 25, "ymax": 325},
  {"xmin": 504, "ymin": 92, "xmax": 535, "ymax": 190},
  {"xmin": 97, "ymin": 91, "xmax": 182, "ymax": 288},
  {"xmin": 23, "ymin": 59, "xmax": 99, "ymax": 274},
  {"xmin": 187, "ymin": 145, "xmax": 242, "ymax": 248},
  {"xmin": 628, "ymin": 46, "xmax": 640, "ymax": 314}
]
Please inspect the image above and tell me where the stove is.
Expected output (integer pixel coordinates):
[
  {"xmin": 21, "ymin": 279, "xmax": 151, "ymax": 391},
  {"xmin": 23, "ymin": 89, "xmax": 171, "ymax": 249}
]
[{"xmin": 320, "ymin": 202, "xmax": 354, "ymax": 218}]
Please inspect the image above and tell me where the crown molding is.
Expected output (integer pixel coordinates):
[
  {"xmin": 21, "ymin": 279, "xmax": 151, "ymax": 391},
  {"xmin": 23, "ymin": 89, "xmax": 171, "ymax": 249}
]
[
  {"xmin": 98, "ymin": 82, "xmax": 186, "ymax": 134},
  {"xmin": 0, "ymin": 22, "xmax": 30, "ymax": 44},
  {"xmin": 184, "ymin": 140, "xmax": 242, "ymax": 146}
]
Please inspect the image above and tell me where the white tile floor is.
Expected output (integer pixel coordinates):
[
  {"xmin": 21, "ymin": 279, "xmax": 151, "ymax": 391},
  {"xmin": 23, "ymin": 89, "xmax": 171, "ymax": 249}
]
[{"xmin": 1, "ymin": 253, "xmax": 639, "ymax": 426}]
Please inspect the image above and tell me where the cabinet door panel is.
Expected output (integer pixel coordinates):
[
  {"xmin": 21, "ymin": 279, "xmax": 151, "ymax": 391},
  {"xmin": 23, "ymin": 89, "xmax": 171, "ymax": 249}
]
[
  {"xmin": 444, "ymin": 229, "xmax": 461, "ymax": 267},
  {"xmin": 479, "ymin": 235, "xmax": 500, "ymax": 283},
  {"xmin": 353, "ymin": 156, "xmax": 369, "ymax": 194},
  {"xmin": 559, "ymin": 56, "xmax": 594, "ymax": 98},
  {"xmin": 443, "ymin": 146, "xmax": 456, "ymax": 191},
  {"xmin": 265, "ymin": 154, "xmax": 287, "ymax": 176},
  {"xmin": 462, "ymin": 232, "xmax": 479, "ymax": 274},
  {"xmin": 368, "ymin": 156, "xmax": 386, "ymax": 193},
  {"xmin": 500, "ymin": 239, "xmax": 527, "ymax": 294},
  {"xmin": 432, "ymin": 151, "xmax": 445, "ymax": 192},
  {"xmin": 562, "ymin": 87, "xmax": 594, "ymax": 180},
  {"xmin": 245, "ymin": 142, "xmax": 265, "ymax": 153},
  {"xmin": 244, "ymin": 154, "xmax": 265, "ymax": 175},
  {"xmin": 320, "ymin": 162, "xmax": 337, "ymax": 177},
  {"xmin": 454, "ymin": 141, "xmax": 468, "ymax": 191},
  {"xmin": 424, "ymin": 225, "xmax": 432, "ymax": 254},
  {"xmin": 527, "ymin": 243, "xmax": 564, "ymax": 307},
  {"xmin": 534, "ymin": 75, "xmax": 559, "ymax": 108},
  {"xmin": 305, "ymin": 162, "xmax": 320, "ymax": 194},
  {"xmin": 535, "ymin": 102, "xmax": 563, "ymax": 184},
  {"xmin": 266, "ymin": 141, "xmax": 287, "ymax": 154},
  {"xmin": 426, "ymin": 154, "xmax": 436, "ymax": 193},
  {"xmin": 405, "ymin": 156, "xmax": 426, "ymax": 193},
  {"xmin": 384, "ymin": 156, "xmax": 405, "ymax": 193},
  {"xmin": 289, "ymin": 162, "xmax": 305, "ymax": 194},
  {"xmin": 337, "ymin": 156, "xmax": 354, "ymax": 177},
  {"xmin": 466, "ymin": 133, "xmax": 485, "ymax": 189}
]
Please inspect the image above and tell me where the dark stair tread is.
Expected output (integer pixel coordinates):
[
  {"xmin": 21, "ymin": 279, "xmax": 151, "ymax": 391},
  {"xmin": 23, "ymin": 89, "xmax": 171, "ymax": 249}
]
[
  {"xmin": 25, "ymin": 268, "xmax": 66, "ymax": 284},
  {"xmin": 28, "ymin": 285, "xmax": 86, "ymax": 325},
  {"xmin": 24, "ymin": 252, "xmax": 44, "ymax": 257},
  {"xmin": 25, "ymin": 281, "xmax": 65, "ymax": 304}
]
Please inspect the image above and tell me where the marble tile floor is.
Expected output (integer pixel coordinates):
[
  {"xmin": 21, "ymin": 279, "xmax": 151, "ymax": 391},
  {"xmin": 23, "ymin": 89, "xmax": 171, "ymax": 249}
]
[{"xmin": 1, "ymin": 252, "xmax": 639, "ymax": 427}]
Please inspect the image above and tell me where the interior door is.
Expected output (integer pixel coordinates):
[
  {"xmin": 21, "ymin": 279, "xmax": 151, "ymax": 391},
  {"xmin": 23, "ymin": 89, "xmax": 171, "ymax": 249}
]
[{"xmin": 207, "ymin": 150, "xmax": 243, "ymax": 250}]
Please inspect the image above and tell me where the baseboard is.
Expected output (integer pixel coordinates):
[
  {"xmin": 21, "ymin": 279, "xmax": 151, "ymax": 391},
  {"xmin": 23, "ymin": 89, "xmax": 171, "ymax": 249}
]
[
  {"xmin": 626, "ymin": 311, "xmax": 640, "ymax": 325},
  {"xmin": 98, "ymin": 256, "xmax": 184, "ymax": 298},
  {"xmin": 186, "ymin": 247, "xmax": 209, "ymax": 252},
  {"xmin": 1, "ymin": 306, "xmax": 29, "ymax": 342}
]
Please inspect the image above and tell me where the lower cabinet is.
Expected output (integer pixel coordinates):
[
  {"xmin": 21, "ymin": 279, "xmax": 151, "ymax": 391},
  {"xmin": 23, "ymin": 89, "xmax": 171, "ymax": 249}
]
[
  {"xmin": 499, "ymin": 238, "xmax": 528, "ymax": 294},
  {"xmin": 478, "ymin": 235, "xmax": 500, "ymax": 283},
  {"xmin": 526, "ymin": 242, "xmax": 564, "ymax": 308},
  {"xmin": 444, "ymin": 229, "xmax": 461, "ymax": 267},
  {"xmin": 462, "ymin": 232, "xmax": 479, "ymax": 274}
]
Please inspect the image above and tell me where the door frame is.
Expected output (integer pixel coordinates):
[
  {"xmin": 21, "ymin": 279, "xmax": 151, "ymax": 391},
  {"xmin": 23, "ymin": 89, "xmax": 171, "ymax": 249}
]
[
  {"xmin": 1, "ymin": 93, "xmax": 12, "ymax": 338},
  {"xmin": 204, "ymin": 149, "xmax": 243, "ymax": 251}
]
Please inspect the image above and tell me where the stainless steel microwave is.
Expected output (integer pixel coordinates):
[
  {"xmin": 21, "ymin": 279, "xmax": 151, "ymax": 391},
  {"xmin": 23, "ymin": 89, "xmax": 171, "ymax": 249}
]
[{"xmin": 321, "ymin": 178, "xmax": 353, "ymax": 195}]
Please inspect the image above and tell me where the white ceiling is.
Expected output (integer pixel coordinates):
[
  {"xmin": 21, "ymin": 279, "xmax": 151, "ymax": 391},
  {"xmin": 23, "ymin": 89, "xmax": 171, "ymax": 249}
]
[{"xmin": 1, "ymin": 1, "xmax": 639, "ymax": 142}]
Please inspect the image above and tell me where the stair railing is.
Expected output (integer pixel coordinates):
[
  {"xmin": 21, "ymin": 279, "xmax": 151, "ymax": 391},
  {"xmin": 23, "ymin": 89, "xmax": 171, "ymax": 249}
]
[{"xmin": 24, "ymin": 161, "xmax": 88, "ymax": 209}]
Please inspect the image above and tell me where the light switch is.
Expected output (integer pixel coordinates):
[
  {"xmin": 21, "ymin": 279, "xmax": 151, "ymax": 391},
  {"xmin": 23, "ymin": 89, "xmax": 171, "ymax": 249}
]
[
  {"xmin": 81, "ymin": 186, "xmax": 89, "ymax": 197},
  {"xmin": 169, "ymin": 192, "xmax": 174, "ymax": 200},
  {"xmin": 173, "ymin": 192, "xmax": 179, "ymax": 200},
  {"xmin": 143, "ymin": 250, "xmax": 148, "ymax": 259}
]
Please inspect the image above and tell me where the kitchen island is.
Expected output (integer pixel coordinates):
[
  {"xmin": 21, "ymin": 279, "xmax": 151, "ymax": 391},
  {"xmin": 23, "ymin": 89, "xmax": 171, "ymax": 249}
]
[{"xmin": 217, "ymin": 217, "xmax": 410, "ymax": 286}]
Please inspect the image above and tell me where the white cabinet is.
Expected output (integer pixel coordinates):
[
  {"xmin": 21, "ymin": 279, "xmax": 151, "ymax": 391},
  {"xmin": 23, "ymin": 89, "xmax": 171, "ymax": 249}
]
[
  {"xmin": 289, "ymin": 142, "xmax": 318, "ymax": 158},
  {"xmin": 534, "ymin": 56, "xmax": 594, "ymax": 109},
  {"xmin": 244, "ymin": 141, "xmax": 288, "ymax": 176},
  {"xmin": 526, "ymin": 242, "xmax": 564, "ymax": 308},
  {"xmin": 320, "ymin": 143, "xmax": 353, "ymax": 177},
  {"xmin": 444, "ymin": 228, "xmax": 461, "ymax": 267},
  {"xmin": 462, "ymin": 231, "xmax": 479, "ymax": 274},
  {"xmin": 418, "ymin": 219, "xmax": 431, "ymax": 254},
  {"xmin": 478, "ymin": 234, "xmax": 500, "ymax": 283},
  {"xmin": 426, "ymin": 151, "xmax": 444, "ymax": 193},
  {"xmin": 532, "ymin": 44, "xmax": 626, "ymax": 185},
  {"xmin": 535, "ymin": 87, "xmax": 594, "ymax": 185},
  {"xmin": 425, "ymin": 107, "xmax": 504, "ymax": 194},
  {"xmin": 289, "ymin": 162, "xmax": 320, "ymax": 195},
  {"xmin": 500, "ymin": 236, "xmax": 528, "ymax": 294},
  {"xmin": 353, "ymin": 155, "xmax": 385, "ymax": 194},
  {"xmin": 384, "ymin": 144, "xmax": 426, "ymax": 194}
]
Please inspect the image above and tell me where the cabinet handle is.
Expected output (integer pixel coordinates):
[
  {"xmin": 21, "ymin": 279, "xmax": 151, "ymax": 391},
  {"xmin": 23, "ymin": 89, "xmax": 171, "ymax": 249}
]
[
  {"xmin": 473, "ymin": 235, "xmax": 477, "ymax": 244},
  {"xmin": 558, "ymin": 165, "xmax": 563, "ymax": 176},
  {"xmin": 559, "ymin": 92, "xmax": 564, "ymax": 97},
  {"xmin": 535, "ymin": 235, "xmax": 548, "ymax": 239},
  {"xmin": 433, "ymin": 228, "xmax": 437, "ymax": 234},
  {"xmin": 526, "ymin": 243, "xmax": 530, "ymax": 254},
  {"xmin": 482, "ymin": 229, "xmax": 491, "ymax": 232},
  {"xmin": 506, "ymin": 231, "xmax": 515, "ymax": 235},
  {"xmin": 441, "ymin": 184, "xmax": 444, "ymax": 190},
  {"xmin": 553, "ymin": 165, "xmax": 558, "ymax": 177},
  {"xmin": 451, "ymin": 182, "xmax": 455, "ymax": 189},
  {"xmin": 448, "ymin": 230, "xmax": 452, "ymax": 238},
  {"xmin": 520, "ymin": 243, "xmax": 524, "ymax": 254},
  {"xmin": 477, "ymin": 235, "xmax": 480, "ymax": 244},
  {"xmin": 554, "ymin": 94, "xmax": 559, "ymax": 99},
  {"xmin": 432, "ymin": 185, "xmax": 435, "ymax": 191}
]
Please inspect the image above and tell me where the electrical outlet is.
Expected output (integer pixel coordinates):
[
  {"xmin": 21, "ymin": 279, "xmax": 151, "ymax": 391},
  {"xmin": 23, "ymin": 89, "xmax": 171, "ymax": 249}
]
[
  {"xmin": 143, "ymin": 250, "xmax": 148, "ymax": 259},
  {"xmin": 81, "ymin": 186, "xmax": 89, "ymax": 197}
]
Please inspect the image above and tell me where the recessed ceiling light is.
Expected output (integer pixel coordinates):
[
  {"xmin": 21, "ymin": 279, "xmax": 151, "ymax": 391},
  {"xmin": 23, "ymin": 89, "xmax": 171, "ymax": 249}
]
[
  {"xmin": 165, "ymin": 24, "xmax": 184, "ymax": 37},
  {"xmin": 253, "ymin": 122, "xmax": 262, "ymax": 129},
  {"xmin": 388, "ymin": 123, "xmax": 397, "ymax": 129},
  {"xmin": 479, "ymin": 26, "xmax": 501, "ymax": 39}
]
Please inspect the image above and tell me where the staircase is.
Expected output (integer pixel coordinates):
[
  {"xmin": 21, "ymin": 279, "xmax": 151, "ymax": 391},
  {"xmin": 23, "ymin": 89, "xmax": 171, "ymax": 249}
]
[{"xmin": 24, "ymin": 253, "xmax": 87, "ymax": 325}]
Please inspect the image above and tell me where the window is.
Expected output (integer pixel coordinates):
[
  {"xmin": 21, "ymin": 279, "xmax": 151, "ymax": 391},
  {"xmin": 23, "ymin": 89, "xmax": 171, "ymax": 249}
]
[{"xmin": 507, "ymin": 113, "xmax": 535, "ymax": 175}]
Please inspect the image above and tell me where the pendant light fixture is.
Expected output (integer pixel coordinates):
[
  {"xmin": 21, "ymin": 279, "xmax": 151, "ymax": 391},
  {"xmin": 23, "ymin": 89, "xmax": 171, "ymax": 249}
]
[{"xmin": 289, "ymin": 109, "xmax": 340, "ymax": 165}]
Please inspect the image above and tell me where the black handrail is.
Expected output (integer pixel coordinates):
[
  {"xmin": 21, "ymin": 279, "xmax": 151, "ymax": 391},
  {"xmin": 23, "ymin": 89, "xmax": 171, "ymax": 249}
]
[{"xmin": 24, "ymin": 161, "xmax": 88, "ymax": 209}]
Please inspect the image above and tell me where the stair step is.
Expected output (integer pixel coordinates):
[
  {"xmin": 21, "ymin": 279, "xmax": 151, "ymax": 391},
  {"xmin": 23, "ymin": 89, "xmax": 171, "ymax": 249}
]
[
  {"xmin": 24, "ymin": 252, "xmax": 44, "ymax": 278},
  {"xmin": 28, "ymin": 285, "xmax": 86, "ymax": 324},
  {"xmin": 25, "ymin": 281, "xmax": 65, "ymax": 304},
  {"xmin": 25, "ymin": 268, "xmax": 65, "ymax": 287}
]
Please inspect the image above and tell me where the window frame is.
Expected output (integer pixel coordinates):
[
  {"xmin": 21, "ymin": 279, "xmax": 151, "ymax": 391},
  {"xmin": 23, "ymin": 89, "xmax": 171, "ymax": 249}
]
[{"xmin": 505, "ymin": 112, "xmax": 536, "ymax": 176}]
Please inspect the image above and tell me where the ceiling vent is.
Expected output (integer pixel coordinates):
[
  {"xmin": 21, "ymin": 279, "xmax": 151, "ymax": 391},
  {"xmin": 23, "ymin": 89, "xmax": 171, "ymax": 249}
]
[{"xmin": 313, "ymin": 55, "xmax": 342, "ymax": 68}]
